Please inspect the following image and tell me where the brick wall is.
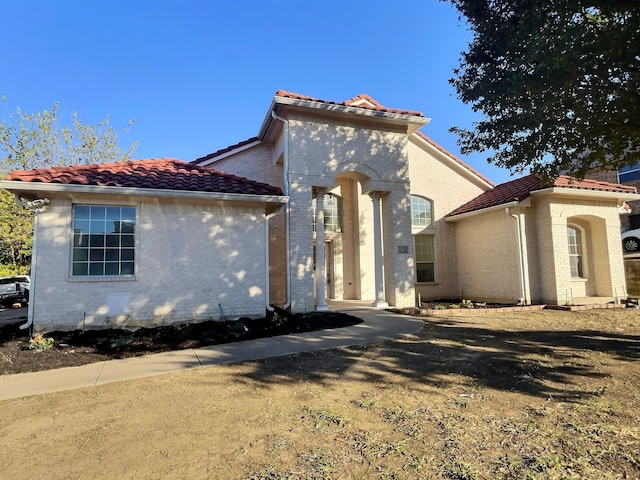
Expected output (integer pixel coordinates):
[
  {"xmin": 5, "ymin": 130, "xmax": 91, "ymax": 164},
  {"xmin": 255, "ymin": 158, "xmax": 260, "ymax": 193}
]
[
  {"xmin": 32, "ymin": 197, "xmax": 269, "ymax": 332},
  {"xmin": 407, "ymin": 138, "xmax": 491, "ymax": 302}
]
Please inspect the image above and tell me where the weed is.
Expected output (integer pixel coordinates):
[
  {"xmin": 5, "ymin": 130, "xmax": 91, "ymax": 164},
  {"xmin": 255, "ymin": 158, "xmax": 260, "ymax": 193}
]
[
  {"xmin": 302, "ymin": 406, "xmax": 347, "ymax": 431},
  {"xmin": 352, "ymin": 391, "xmax": 379, "ymax": 410},
  {"xmin": 28, "ymin": 334, "xmax": 54, "ymax": 351},
  {"xmin": 442, "ymin": 460, "xmax": 478, "ymax": 480},
  {"xmin": 299, "ymin": 448, "xmax": 336, "ymax": 476},
  {"xmin": 244, "ymin": 465, "xmax": 288, "ymax": 480}
]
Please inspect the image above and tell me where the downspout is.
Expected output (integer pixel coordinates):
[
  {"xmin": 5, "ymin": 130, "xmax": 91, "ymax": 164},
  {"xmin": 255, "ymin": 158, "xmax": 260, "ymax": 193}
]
[
  {"xmin": 506, "ymin": 206, "xmax": 527, "ymax": 305},
  {"xmin": 264, "ymin": 206, "xmax": 285, "ymax": 312},
  {"xmin": 271, "ymin": 110, "xmax": 292, "ymax": 309},
  {"xmin": 14, "ymin": 195, "xmax": 50, "ymax": 331}
]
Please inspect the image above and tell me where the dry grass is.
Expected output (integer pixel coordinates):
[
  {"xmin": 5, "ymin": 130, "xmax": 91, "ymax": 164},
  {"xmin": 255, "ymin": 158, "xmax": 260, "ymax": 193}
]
[{"xmin": 1, "ymin": 308, "xmax": 639, "ymax": 479}]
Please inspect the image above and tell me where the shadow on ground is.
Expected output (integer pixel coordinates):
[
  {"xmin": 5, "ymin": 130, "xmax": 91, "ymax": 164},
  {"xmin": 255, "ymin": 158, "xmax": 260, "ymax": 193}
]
[{"xmin": 234, "ymin": 316, "xmax": 640, "ymax": 402}]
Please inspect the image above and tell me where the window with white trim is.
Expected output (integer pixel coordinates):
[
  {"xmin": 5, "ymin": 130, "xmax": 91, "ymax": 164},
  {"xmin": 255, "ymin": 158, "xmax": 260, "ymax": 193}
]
[
  {"xmin": 312, "ymin": 194, "xmax": 343, "ymax": 233},
  {"xmin": 72, "ymin": 205, "xmax": 136, "ymax": 276},
  {"xmin": 410, "ymin": 195, "xmax": 433, "ymax": 228},
  {"xmin": 567, "ymin": 225, "xmax": 583, "ymax": 278},
  {"xmin": 414, "ymin": 234, "xmax": 435, "ymax": 283}
]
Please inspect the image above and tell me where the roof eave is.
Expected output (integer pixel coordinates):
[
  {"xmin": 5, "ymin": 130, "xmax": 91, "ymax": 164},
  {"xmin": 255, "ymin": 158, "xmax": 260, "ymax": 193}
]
[
  {"xmin": 194, "ymin": 139, "xmax": 262, "ymax": 167},
  {"xmin": 445, "ymin": 201, "xmax": 521, "ymax": 222},
  {"xmin": 0, "ymin": 181, "xmax": 288, "ymax": 206},
  {"xmin": 530, "ymin": 187, "xmax": 640, "ymax": 202},
  {"xmin": 258, "ymin": 96, "xmax": 430, "ymax": 139}
]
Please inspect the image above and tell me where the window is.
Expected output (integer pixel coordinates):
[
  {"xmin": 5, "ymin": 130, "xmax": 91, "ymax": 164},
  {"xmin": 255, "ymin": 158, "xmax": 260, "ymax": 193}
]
[
  {"xmin": 411, "ymin": 195, "xmax": 433, "ymax": 228},
  {"xmin": 312, "ymin": 194, "xmax": 343, "ymax": 233},
  {"xmin": 619, "ymin": 163, "xmax": 640, "ymax": 183},
  {"xmin": 567, "ymin": 226, "xmax": 583, "ymax": 278},
  {"xmin": 414, "ymin": 234, "xmax": 435, "ymax": 282},
  {"xmin": 72, "ymin": 205, "xmax": 136, "ymax": 276}
]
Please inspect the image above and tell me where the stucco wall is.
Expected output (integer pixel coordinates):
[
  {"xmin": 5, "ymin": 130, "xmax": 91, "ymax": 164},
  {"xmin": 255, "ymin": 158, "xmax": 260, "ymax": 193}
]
[
  {"xmin": 407, "ymin": 138, "xmax": 491, "ymax": 301},
  {"xmin": 31, "ymin": 197, "xmax": 269, "ymax": 332}
]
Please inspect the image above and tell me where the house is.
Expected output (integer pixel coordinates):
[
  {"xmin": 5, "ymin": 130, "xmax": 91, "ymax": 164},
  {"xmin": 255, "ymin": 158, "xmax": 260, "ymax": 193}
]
[
  {"xmin": 1, "ymin": 90, "xmax": 638, "ymax": 332},
  {"xmin": 585, "ymin": 165, "xmax": 640, "ymax": 295},
  {"xmin": 0, "ymin": 160, "xmax": 286, "ymax": 332}
]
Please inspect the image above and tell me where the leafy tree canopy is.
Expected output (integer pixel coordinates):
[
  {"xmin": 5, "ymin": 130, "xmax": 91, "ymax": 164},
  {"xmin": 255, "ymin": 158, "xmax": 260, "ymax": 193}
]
[
  {"xmin": 447, "ymin": 0, "xmax": 639, "ymax": 179},
  {"xmin": 0, "ymin": 188, "xmax": 32, "ymax": 274},
  {"xmin": 0, "ymin": 100, "xmax": 139, "ymax": 273},
  {"xmin": 0, "ymin": 98, "xmax": 138, "ymax": 174}
]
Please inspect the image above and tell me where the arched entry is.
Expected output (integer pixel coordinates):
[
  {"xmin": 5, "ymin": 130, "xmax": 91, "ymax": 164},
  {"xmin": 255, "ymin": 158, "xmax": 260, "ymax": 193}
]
[{"xmin": 312, "ymin": 169, "xmax": 403, "ymax": 309}]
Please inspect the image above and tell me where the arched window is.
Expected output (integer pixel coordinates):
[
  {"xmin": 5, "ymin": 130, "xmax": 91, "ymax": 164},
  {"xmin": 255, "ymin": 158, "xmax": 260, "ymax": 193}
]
[
  {"xmin": 410, "ymin": 195, "xmax": 433, "ymax": 228},
  {"xmin": 567, "ymin": 226, "xmax": 583, "ymax": 278},
  {"xmin": 312, "ymin": 193, "xmax": 343, "ymax": 233}
]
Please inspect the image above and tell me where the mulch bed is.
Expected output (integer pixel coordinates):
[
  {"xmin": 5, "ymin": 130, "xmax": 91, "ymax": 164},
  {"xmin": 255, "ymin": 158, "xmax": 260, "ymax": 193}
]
[{"xmin": 0, "ymin": 310, "xmax": 362, "ymax": 376}]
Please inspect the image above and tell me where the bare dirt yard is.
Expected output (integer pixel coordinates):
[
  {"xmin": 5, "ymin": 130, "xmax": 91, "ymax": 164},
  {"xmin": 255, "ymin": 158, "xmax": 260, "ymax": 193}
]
[{"xmin": 1, "ymin": 307, "xmax": 639, "ymax": 479}]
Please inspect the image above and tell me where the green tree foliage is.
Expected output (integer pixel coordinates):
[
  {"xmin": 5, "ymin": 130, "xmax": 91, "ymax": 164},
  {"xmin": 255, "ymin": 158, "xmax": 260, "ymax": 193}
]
[
  {"xmin": 0, "ymin": 99, "xmax": 138, "ymax": 173},
  {"xmin": 447, "ymin": 0, "xmax": 639, "ymax": 178},
  {"xmin": 0, "ymin": 100, "xmax": 139, "ymax": 273},
  {"xmin": 0, "ymin": 189, "xmax": 32, "ymax": 274}
]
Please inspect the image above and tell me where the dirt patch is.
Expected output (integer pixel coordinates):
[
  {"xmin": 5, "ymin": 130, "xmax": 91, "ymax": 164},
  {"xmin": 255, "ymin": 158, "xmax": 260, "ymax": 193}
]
[
  {"xmin": 0, "ymin": 311, "xmax": 361, "ymax": 375},
  {"xmin": 1, "ymin": 308, "xmax": 640, "ymax": 479}
]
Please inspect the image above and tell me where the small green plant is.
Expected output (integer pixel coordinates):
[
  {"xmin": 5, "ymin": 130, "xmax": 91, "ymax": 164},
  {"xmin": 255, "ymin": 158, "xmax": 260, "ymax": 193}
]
[
  {"xmin": 302, "ymin": 406, "xmax": 346, "ymax": 430},
  {"xmin": 173, "ymin": 323, "xmax": 192, "ymax": 339},
  {"xmin": 228, "ymin": 321, "xmax": 249, "ymax": 335},
  {"xmin": 29, "ymin": 334, "xmax": 54, "ymax": 351},
  {"xmin": 110, "ymin": 333, "xmax": 135, "ymax": 350},
  {"xmin": 461, "ymin": 299, "xmax": 473, "ymax": 308}
]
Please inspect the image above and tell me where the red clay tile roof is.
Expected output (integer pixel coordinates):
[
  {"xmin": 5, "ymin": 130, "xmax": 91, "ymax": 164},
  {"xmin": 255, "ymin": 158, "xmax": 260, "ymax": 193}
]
[
  {"xmin": 276, "ymin": 90, "xmax": 425, "ymax": 117},
  {"xmin": 7, "ymin": 158, "xmax": 283, "ymax": 196},
  {"xmin": 448, "ymin": 174, "xmax": 637, "ymax": 217},
  {"xmin": 414, "ymin": 132, "xmax": 495, "ymax": 187},
  {"xmin": 192, "ymin": 137, "xmax": 260, "ymax": 166}
]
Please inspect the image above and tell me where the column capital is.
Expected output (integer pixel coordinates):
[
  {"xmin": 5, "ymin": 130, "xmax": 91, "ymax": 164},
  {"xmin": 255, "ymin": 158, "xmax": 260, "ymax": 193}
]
[
  {"xmin": 368, "ymin": 191, "xmax": 384, "ymax": 202},
  {"xmin": 313, "ymin": 186, "xmax": 328, "ymax": 198}
]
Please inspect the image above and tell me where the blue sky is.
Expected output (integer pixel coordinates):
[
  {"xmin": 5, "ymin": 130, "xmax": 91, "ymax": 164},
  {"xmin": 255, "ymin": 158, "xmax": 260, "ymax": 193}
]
[{"xmin": 1, "ymin": 0, "xmax": 515, "ymax": 184}]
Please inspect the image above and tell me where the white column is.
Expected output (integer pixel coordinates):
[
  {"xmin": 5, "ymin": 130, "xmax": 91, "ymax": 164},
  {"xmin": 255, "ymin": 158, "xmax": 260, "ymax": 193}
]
[
  {"xmin": 314, "ymin": 188, "xmax": 330, "ymax": 311},
  {"xmin": 370, "ymin": 191, "xmax": 388, "ymax": 308}
]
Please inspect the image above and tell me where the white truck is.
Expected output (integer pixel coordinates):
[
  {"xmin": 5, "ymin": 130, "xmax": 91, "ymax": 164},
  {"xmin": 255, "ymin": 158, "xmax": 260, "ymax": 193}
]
[{"xmin": 0, "ymin": 275, "xmax": 30, "ymax": 307}]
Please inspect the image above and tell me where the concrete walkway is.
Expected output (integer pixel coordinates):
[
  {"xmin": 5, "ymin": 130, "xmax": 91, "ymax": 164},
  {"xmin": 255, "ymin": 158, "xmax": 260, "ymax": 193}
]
[{"xmin": 0, "ymin": 304, "xmax": 424, "ymax": 401}]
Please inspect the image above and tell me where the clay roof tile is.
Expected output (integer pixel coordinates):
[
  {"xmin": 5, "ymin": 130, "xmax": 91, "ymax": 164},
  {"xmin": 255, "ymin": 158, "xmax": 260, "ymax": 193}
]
[
  {"xmin": 7, "ymin": 159, "xmax": 283, "ymax": 196},
  {"xmin": 447, "ymin": 174, "xmax": 637, "ymax": 217}
]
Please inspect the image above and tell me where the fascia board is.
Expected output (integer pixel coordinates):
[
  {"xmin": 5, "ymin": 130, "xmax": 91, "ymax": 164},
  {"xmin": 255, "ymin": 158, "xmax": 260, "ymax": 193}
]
[
  {"xmin": 0, "ymin": 181, "xmax": 288, "ymax": 206},
  {"xmin": 530, "ymin": 187, "xmax": 640, "ymax": 202},
  {"xmin": 258, "ymin": 96, "xmax": 430, "ymax": 138},
  {"xmin": 195, "ymin": 139, "xmax": 262, "ymax": 166},
  {"xmin": 445, "ymin": 201, "xmax": 520, "ymax": 222}
]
